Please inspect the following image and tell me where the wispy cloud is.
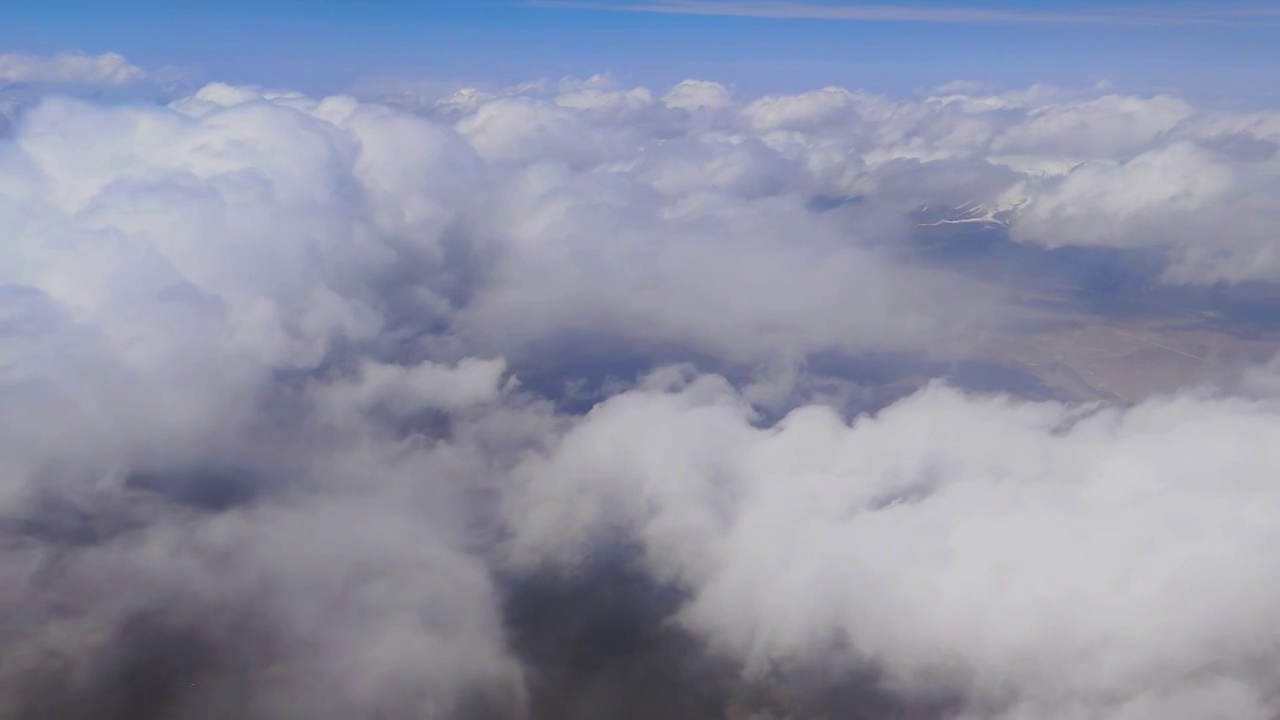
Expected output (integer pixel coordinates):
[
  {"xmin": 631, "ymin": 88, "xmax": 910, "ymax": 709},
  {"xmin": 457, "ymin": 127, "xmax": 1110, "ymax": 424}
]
[
  {"xmin": 526, "ymin": 0, "xmax": 1280, "ymax": 26},
  {"xmin": 0, "ymin": 51, "xmax": 148, "ymax": 86}
]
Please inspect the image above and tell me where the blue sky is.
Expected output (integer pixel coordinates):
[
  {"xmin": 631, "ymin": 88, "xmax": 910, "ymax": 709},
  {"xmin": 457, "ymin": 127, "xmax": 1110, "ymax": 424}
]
[{"xmin": 2, "ymin": 0, "xmax": 1278, "ymax": 99}]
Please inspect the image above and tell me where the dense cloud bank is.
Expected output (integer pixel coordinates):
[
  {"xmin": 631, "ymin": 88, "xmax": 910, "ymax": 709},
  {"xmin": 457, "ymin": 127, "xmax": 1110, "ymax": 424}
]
[
  {"xmin": 1, "ymin": 72, "xmax": 1280, "ymax": 718},
  {"xmin": 506, "ymin": 372, "xmax": 1280, "ymax": 719}
]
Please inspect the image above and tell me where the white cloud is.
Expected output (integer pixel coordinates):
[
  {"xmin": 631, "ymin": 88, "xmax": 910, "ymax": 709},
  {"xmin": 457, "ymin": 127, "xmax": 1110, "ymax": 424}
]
[
  {"xmin": 315, "ymin": 357, "xmax": 510, "ymax": 419},
  {"xmin": 504, "ymin": 372, "xmax": 1280, "ymax": 718},
  {"xmin": 741, "ymin": 86, "xmax": 861, "ymax": 133},
  {"xmin": 662, "ymin": 79, "xmax": 734, "ymax": 111},
  {"xmin": 991, "ymin": 94, "xmax": 1195, "ymax": 160},
  {"xmin": 1007, "ymin": 139, "xmax": 1280, "ymax": 282},
  {"xmin": 2, "ymin": 72, "xmax": 1280, "ymax": 717},
  {"xmin": 0, "ymin": 51, "xmax": 147, "ymax": 85},
  {"xmin": 1011, "ymin": 142, "xmax": 1236, "ymax": 247}
]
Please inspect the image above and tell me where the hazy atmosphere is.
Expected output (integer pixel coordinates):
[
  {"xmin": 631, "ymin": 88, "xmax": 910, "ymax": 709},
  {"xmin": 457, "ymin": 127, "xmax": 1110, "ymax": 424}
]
[{"xmin": 2, "ymin": 2, "xmax": 1280, "ymax": 719}]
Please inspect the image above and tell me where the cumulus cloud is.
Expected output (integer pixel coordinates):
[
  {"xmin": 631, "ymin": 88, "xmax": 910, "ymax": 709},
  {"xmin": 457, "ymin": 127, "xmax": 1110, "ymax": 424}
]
[
  {"xmin": 0, "ymin": 51, "xmax": 148, "ymax": 85},
  {"xmin": 1, "ymin": 71, "xmax": 1279, "ymax": 719},
  {"xmin": 504, "ymin": 372, "xmax": 1280, "ymax": 719},
  {"xmin": 1006, "ymin": 139, "xmax": 1280, "ymax": 282},
  {"xmin": 663, "ymin": 79, "xmax": 734, "ymax": 111}
]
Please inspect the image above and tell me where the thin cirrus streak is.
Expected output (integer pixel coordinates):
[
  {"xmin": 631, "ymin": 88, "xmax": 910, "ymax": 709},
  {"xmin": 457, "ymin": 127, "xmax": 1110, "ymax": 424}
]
[{"xmin": 524, "ymin": 0, "xmax": 1280, "ymax": 26}]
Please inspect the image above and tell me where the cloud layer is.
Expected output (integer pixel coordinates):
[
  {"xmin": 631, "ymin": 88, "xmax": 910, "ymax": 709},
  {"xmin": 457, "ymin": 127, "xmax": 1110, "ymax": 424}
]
[
  {"xmin": 1, "ymin": 68, "xmax": 1279, "ymax": 718},
  {"xmin": 505, "ymin": 372, "xmax": 1280, "ymax": 719},
  {"xmin": 0, "ymin": 51, "xmax": 148, "ymax": 85}
]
